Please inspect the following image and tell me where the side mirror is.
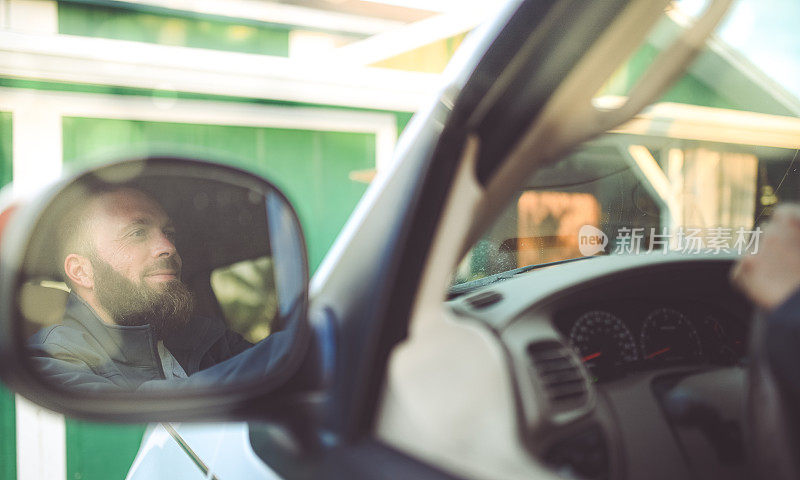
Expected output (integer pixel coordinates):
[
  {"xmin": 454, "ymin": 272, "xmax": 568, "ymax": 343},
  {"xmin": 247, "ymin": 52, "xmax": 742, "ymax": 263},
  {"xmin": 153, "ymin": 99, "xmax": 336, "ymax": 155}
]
[{"xmin": 0, "ymin": 157, "xmax": 310, "ymax": 421}]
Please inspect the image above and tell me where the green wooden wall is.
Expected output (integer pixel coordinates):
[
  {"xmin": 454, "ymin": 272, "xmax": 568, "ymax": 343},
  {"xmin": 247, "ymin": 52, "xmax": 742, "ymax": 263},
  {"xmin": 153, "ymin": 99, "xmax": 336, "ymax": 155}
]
[
  {"xmin": 0, "ymin": 382, "xmax": 14, "ymax": 480},
  {"xmin": 58, "ymin": 2, "xmax": 290, "ymax": 56},
  {"xmin": 0, "ymin": 112, "xmax": 11, "ymax": 187},
  {"xmin": 65, "ymin": 422, "xmax": 150, "ymax": 480},
  {"xmin": 600, "ymin": 42, "xmax": 791, "ymax": 116},
  {"xmin": 0, "ymin": 112, "xmax": 14, "ymax": 480}
]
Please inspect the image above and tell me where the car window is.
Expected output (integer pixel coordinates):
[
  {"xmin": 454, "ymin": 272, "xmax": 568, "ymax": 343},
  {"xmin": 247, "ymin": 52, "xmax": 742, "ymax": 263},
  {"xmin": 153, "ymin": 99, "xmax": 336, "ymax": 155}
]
[
  {"xmin": 453, "ymin": 0, "xmax": 800, "ymax": 287},
  {"xmin": 210, "ymin": 256, "xmax": 278, "ymax": 343}
]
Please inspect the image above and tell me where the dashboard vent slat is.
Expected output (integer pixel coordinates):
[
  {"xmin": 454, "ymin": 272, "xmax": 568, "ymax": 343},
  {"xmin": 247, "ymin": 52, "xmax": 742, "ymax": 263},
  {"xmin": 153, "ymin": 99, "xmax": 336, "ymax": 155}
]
[
  {"xmin": 540, "ymin": 365, "xmax": 576, "ymax": 376},
  {"xmin": 465, "ymin": 291, "xmax": 503, "ymax": 309},
  {"xmin": 526, "ymin": 342, "xmax": 590, "ymax": 415},
  {"xmin": 543, "ymin": 370, "xmax": 584, "ymax": 384}
]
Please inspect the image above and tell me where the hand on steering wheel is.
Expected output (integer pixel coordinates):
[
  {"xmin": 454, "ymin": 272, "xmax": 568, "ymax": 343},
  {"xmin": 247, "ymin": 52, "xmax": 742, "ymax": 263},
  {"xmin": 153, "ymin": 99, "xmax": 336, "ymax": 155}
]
[
  {"xmin": 732, "ymin": 203, "xmax": 800, "ymax": 480},
  {"xmin": 731, "ymin": 203, "xmax": 800, "ymax": 311}
]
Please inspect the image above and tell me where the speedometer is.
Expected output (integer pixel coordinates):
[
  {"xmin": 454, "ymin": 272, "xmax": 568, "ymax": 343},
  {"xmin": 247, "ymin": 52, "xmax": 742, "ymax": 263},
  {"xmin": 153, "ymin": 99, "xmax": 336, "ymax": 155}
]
[
  {"xmin": 640, "ymin": 308, "xmax": 702, "ymax": 363},
  {"xmin": 569, "ymin": 311, "xmax": 638, "ymax": 380}
]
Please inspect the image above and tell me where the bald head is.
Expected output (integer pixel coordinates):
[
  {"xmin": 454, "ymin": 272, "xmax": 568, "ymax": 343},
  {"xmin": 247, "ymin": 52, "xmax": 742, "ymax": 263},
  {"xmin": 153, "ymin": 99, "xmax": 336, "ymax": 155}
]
[{"xmin": 62, "ymin": 188, "xmax": 163, "ymax": 255}]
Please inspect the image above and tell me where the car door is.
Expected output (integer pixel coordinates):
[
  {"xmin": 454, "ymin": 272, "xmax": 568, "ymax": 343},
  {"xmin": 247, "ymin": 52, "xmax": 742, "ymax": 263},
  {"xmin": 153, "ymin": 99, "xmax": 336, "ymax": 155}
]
[{"xmin": 243, "ymin": 0, "xmax": 735, "ymax": 479}]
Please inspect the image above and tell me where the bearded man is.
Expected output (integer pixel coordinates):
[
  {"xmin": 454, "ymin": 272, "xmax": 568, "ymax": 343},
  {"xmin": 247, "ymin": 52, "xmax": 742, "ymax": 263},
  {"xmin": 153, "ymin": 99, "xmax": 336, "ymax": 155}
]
[{"xmin": 29, "ymin": 187, "xmax": 253, "ymax": 391}]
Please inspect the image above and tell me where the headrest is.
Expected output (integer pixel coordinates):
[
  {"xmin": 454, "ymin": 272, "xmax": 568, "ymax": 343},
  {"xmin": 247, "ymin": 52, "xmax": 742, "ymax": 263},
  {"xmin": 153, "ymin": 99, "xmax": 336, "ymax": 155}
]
[{"xmin": 19, "ymin": 282, "xmax": 70, "ymax": 331}]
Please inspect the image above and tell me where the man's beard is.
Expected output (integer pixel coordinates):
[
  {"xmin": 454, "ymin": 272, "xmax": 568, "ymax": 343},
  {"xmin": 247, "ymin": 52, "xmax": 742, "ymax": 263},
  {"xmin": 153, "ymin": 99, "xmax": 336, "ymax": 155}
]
[{"xmin": 91, "ymin": 254, "xmax": 194, "ymax": 339}]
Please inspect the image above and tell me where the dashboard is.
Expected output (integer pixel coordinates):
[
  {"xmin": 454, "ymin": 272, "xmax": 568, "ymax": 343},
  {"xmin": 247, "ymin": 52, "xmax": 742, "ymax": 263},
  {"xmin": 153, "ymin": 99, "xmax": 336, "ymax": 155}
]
[
  {"xmin": 449, "ymin": 254, "xmax": 752, "ymax": 480},
  {"xmin": 555, "ymin": 299, "xmax": 748, "ymax": 382}
]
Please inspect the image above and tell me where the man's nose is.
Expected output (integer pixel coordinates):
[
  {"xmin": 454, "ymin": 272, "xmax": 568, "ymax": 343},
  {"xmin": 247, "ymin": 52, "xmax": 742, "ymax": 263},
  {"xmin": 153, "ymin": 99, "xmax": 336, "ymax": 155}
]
[{"xmin": 153, "ymin": 232, "xmax": 177, "ymax": 258}]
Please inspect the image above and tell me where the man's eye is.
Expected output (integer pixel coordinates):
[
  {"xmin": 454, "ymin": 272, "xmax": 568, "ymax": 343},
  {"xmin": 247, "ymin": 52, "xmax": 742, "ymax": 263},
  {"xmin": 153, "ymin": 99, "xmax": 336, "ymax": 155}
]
[
  {"xmin": 164, "ymin": 230, "xmax": 176, "ymax": 241},
  {"xmin": 131, "ymin": 229, "xmax": 147, "ymax": 238}
]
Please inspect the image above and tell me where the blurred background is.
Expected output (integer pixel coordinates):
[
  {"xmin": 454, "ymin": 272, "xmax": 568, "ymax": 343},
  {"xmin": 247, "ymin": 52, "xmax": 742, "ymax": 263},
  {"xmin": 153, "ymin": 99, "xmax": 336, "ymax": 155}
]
[
  {"xmin": 0, "ymin": 1, "xmax": 485, "ymax": 478},
  {"xmin": 0, "ymin": 0, "xmax": 799, "ymax": 479}
]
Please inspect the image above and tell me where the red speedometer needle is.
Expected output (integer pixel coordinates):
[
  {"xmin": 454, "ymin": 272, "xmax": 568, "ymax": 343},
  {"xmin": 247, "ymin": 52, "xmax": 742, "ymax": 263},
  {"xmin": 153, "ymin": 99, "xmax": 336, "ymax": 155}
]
[
  {"xmin": 646, "ymin": 347, "xmax": 671, "ymax": 359},
  {"xmin": 582, "ymin": 352, "xmax": 602, "ymax": 362}
]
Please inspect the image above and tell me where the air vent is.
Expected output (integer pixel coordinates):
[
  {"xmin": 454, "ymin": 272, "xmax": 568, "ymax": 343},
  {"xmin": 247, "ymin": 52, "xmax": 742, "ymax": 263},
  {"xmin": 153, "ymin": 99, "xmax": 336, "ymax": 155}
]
[
  {"xmin": 465, "ymin": 291, "xmax": 503, "ymax": 309},
  {"xmin": 526, "ymin": 342, "xmax": 589, "ymax": 414}
]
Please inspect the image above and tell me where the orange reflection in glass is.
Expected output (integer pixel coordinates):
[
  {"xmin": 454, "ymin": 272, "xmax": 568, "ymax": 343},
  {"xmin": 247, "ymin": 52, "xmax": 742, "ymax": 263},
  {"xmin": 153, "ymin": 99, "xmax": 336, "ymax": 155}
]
[{"xmin": 516, "ymin": 191, "xmax": 601, "ymax": 267}]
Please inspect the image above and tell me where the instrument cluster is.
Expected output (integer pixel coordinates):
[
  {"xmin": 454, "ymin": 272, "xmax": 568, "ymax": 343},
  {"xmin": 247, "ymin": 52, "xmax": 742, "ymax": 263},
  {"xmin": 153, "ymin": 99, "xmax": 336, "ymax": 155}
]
[{"xmin": 554, "ymin": 301, "xmax": 748, "ymax": 382}]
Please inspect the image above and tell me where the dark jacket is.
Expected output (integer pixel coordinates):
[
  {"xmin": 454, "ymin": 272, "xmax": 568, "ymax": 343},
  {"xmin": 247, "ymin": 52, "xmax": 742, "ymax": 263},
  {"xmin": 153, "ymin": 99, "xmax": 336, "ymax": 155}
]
[
  {"xmin": 29, "ymin": 293, "xmax": 252, "ymax": 391},
  {"xmin": 765, "ymin": 288, "xmax": 800, "ymax": 427}
]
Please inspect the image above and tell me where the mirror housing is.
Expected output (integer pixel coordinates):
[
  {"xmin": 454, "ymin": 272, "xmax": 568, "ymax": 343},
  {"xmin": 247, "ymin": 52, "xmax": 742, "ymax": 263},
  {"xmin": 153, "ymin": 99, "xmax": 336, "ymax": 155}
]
[{"xmin": 0, "ymin": 156, "xmax": 311, "ymax": 422}]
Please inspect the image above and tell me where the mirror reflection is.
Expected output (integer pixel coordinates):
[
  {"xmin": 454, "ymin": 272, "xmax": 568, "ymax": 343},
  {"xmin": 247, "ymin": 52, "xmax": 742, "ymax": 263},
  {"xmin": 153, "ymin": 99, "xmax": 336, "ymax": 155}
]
[{"xmin": 19, "ymin": 161, "xmax": 306, "ymax": 392}]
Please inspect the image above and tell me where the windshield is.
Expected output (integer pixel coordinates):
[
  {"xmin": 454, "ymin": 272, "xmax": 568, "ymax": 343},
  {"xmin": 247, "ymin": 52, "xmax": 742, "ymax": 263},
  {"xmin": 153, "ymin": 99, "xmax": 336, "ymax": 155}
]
[{"xmin": 453, "ymin": 0, "xmax": 800, "ymax": 288}]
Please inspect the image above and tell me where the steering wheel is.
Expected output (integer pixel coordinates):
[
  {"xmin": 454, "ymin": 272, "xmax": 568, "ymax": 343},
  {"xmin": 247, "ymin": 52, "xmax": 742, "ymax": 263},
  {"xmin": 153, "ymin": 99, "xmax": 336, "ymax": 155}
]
[{"xmin": 746, "ymin": 311, "xmax": 800, "ymax": 479}]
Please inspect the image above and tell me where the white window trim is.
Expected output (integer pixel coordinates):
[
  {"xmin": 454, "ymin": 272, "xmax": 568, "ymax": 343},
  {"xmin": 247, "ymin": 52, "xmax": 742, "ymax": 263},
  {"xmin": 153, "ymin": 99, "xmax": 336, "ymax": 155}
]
[
  {"xmin": 104, "ymin": 0, "xmax": 405, "ymax": 36},
  {"xmin": 601, "ymin": 98, "xmax": 800, "ymax": 149},
  {"xmin": 16, "ymin": 395, "xmax": 66, "ymax": 480},
  {"xmin": 1, "ymin": 86, "xmax": 398, "ymax": 194},
  {"xmin": 0, "ymin": 30, "xmax": 439, "ymax": 112},
  {"xmin": 333, "ymin": 9, "xmax": 486, "ymax": 66}
]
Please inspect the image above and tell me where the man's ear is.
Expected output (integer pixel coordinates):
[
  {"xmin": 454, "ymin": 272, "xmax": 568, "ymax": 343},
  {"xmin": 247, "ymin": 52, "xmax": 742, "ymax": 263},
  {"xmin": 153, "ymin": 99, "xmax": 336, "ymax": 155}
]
[{"xmin": 64, "ymin": 254, "xmax": 94, "ymax": 289}]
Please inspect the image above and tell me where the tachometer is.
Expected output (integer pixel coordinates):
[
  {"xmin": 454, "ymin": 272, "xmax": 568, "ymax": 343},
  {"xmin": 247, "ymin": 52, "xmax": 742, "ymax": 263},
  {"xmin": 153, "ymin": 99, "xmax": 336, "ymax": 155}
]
[
  {"xmin": 640, "ymin": 308, "xmax": 702, "ymax": 362},
  {"xmin": 569, "ymin": 311, "xmax": 638, "ymax": 380},
  {"xmin": 700, "ymin": 314, "xmax": 745, "ymax": 364}
]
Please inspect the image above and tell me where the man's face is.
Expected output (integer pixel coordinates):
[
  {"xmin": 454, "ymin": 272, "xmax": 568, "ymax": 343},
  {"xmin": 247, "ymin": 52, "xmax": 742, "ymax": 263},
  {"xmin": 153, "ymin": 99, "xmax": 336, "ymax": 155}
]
[
  {"xmin": 88, "ymin": 188, "xmax": 181, "ymax": 288},
  {"xmin": 85, "ymin": 189, "xmax": 193, "ymax": 336}
]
